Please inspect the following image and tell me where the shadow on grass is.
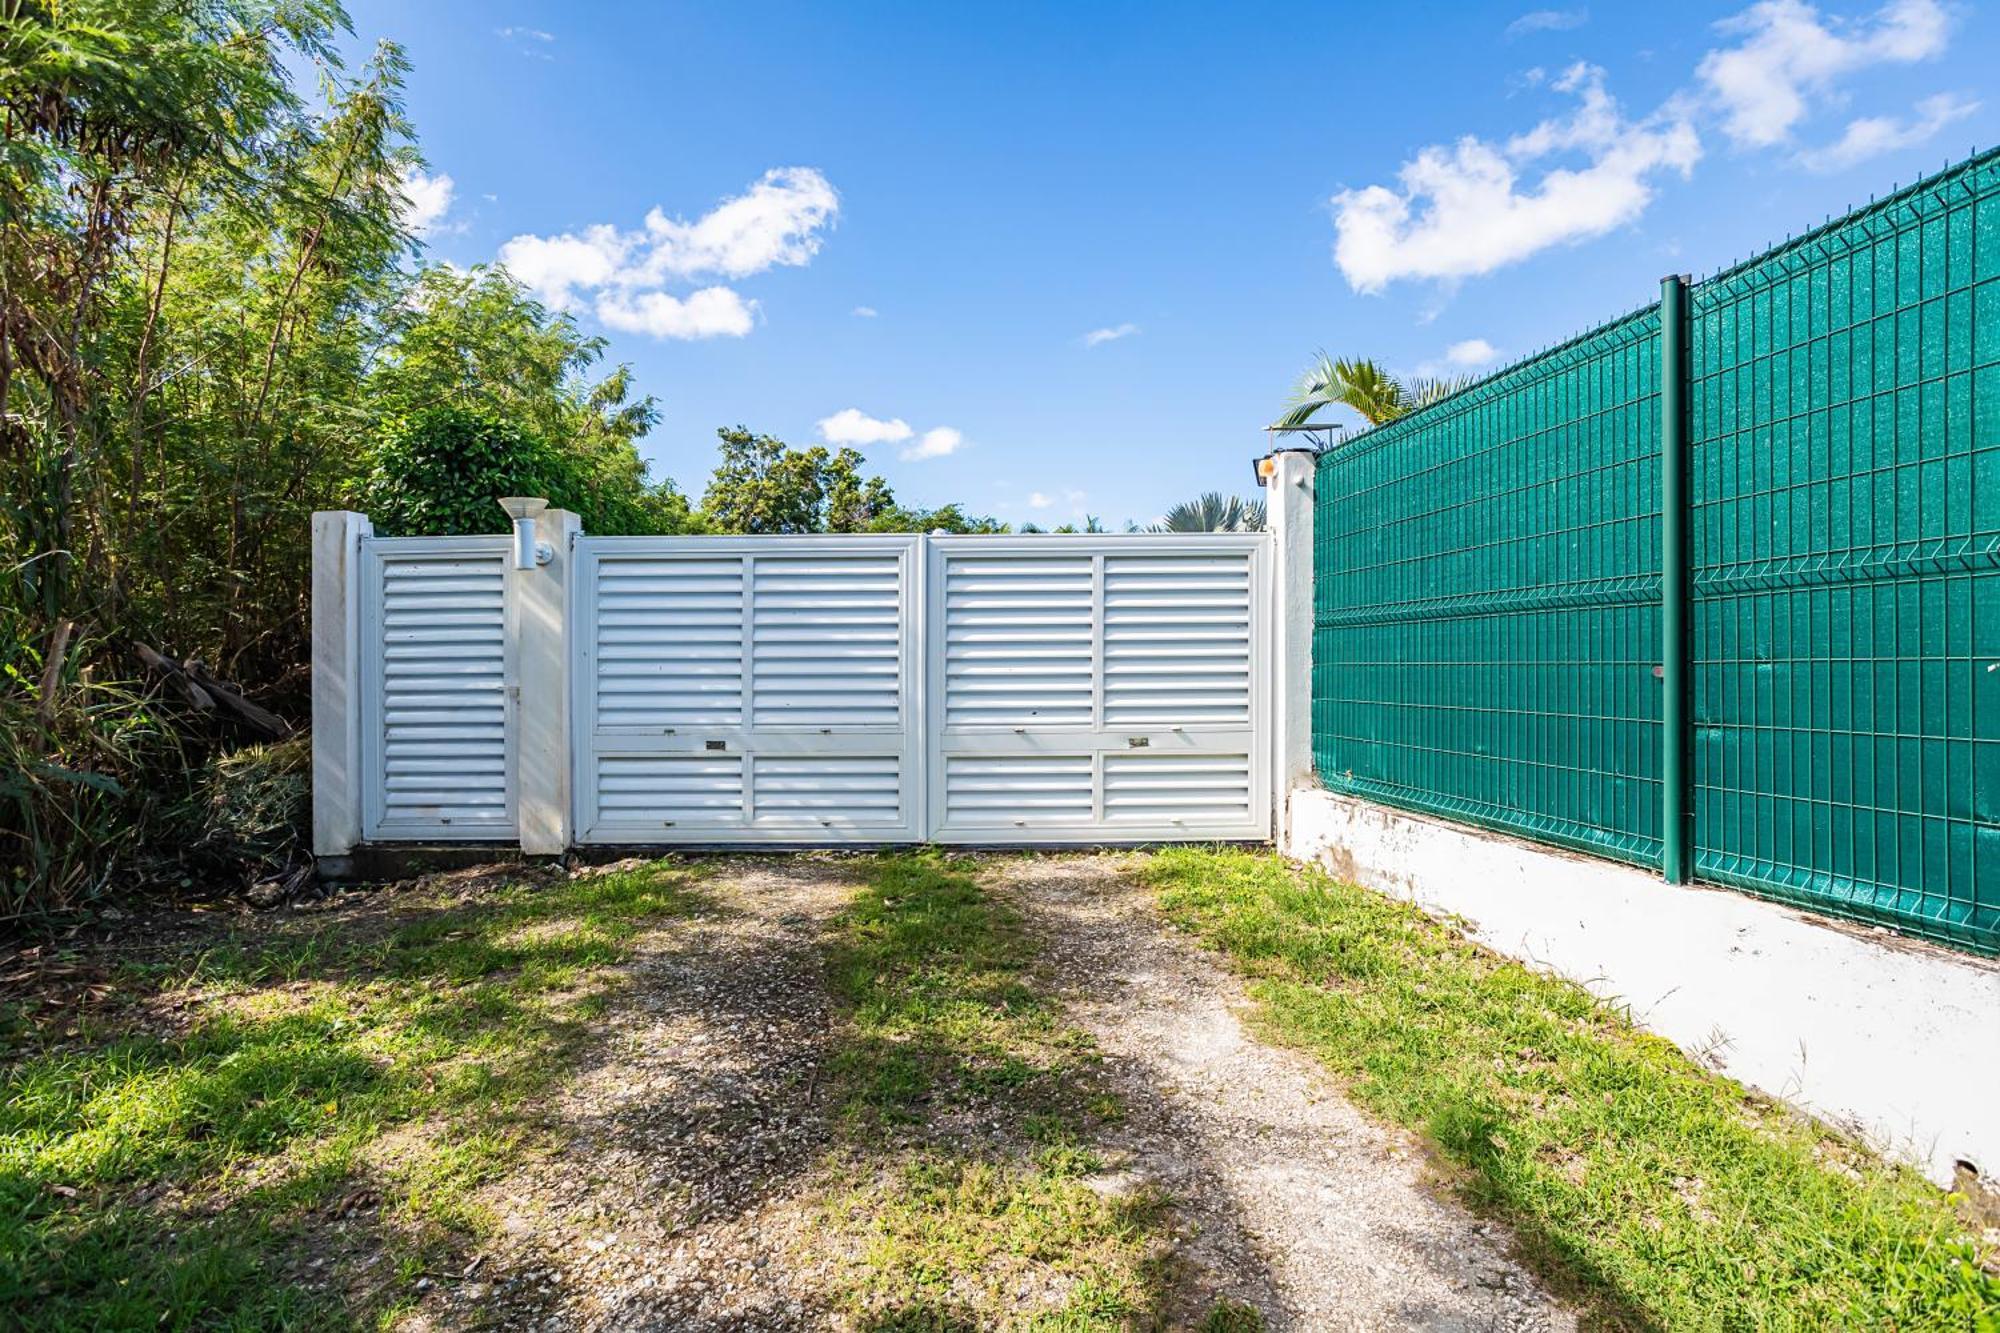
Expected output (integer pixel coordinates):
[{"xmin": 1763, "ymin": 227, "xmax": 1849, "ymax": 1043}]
[
  {"xmin": 0, "ymin": 859, "xmax": 707, "ymax": 1331},
  {"xmin": 807, "ymin": 850, "xmax": 1270, "ymax": 1331},
  {"xmin": 1150, "ymin": 847, "xmax": 2000, "ymax": 1332}
]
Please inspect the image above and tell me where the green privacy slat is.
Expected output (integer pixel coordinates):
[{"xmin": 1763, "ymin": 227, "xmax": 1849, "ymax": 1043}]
[
  {"xmin": 1687, "ymin": 149, "xmax": 2000, "ymax": 952},
  {"xmin": 1311, "ymin": 145, "xmax": 2000, "ymax": 955},
  {"xmin": 1313, "ymin": 306, "xmax": 1667, "ymax": 868}
]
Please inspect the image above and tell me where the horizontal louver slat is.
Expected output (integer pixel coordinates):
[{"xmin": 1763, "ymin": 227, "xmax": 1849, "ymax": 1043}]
[
  {"xmin": 595, "ymin": 755, "xmax": 745, "ymax": 819},
  {"xmin": 1103, "ymin": 754, "xmax": 1252, "ymax": 823},
  {"xmin": 943, "ymin": 755, "xmax": 1093, "ymax": 824},
  {"xmin": 750, "ymin": 556, "xmax": 901, "ymax": 727},
  {"xmin": 753, "ymin": 756, "xmax": 903, "ymax": 821},
  {"xmin": 943, "ymin": 555, "xmax": 1094, "ymax": 727},
  {"xmin": 1102, "ymin": 551, "xmax": 1252, "ymax": 726},
  {"xmin": 374, "ymin": 551, "xmax": 510, "ymax": 834},
  {"xmin": 594, "ymin": 555, "xmax": 745, "ymax": 729}
]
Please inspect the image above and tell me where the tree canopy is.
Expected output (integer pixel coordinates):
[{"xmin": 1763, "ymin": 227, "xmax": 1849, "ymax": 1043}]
[{"xmin": 696, "ymin": 427, "xmax": 1003, "ymax": 535}]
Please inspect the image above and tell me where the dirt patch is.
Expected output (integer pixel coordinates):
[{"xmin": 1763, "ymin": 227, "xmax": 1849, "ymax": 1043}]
[
  {"xmin": 993, "ymin": 853, "xmax": 1578, "ymax": 1332},
  {"xmin": 409, "ymin": 857, "xmax": 858, "ymax": 1331}
]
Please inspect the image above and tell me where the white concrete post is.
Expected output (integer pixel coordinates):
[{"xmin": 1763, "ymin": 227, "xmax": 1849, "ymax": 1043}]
[
  {"xmin": 515, "ymin": 507, "xmax": 580, "ymax": 855},
  {"xmin": 1265, "ymin": 449, "xmax": 1317, "ymax": 843},
  {"xmin": 312, "ymin": 510, "xmax": 373, "ymax": 860}
]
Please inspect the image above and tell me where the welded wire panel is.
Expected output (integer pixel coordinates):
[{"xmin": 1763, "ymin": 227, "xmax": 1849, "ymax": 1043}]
[
  {"xmin": 1688, "ymin": 150, "xmax": 2000, "ymax": 950},
  {"xmin": 1313, "ymin": 310, "xmax": 1665, "ymax": 865}
]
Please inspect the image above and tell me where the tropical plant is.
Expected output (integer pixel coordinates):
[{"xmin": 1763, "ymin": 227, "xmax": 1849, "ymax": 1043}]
[
  {"xmin": 1150, "ymin": 492, "xmax": 1265, "ymax": 533},
  {"xmin": 1275, "ymin": 353, "xmax": 1475, "ymax": 430}
]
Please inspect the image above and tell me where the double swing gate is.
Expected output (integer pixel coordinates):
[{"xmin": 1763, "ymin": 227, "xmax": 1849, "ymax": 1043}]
[{"xmin": 356, "ymin": 531, "xmax": 1272, "ymax": 848}]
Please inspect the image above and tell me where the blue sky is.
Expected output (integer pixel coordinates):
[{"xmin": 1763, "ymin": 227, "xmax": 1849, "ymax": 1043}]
[{"xmin": 347, "ymin": 0, "xmax": 1996, "ymax": 529}]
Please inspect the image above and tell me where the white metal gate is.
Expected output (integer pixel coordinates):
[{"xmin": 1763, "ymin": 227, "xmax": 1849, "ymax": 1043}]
[
  {"xmin": 358, "ymin": 535, "xmax": 516, "ymax": 841},
  {"xmin": 571, "ymin": 535, "xmax": 925, "ymax": 844},
  {"xmin": 349, "ymin": 529, "xmax": 1269, "ymax": 847},
  {"xmin": 926, "ymin": 535, "xmax": 1268, "ymax": 842},
  {"xmin": 568, "ymin": 532, "xmax": 1268, "ymax": 845}
]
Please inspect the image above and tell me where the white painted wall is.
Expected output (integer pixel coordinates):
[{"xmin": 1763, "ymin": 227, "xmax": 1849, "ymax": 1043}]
[{"xmin": 1285, "ymin": 787, "xmax": 2000, "ymax": 1190}]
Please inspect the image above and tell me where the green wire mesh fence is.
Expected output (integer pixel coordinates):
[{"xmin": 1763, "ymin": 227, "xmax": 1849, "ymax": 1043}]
[{"xmin": 1312, "ymin": 147, "xmax": 1999, "ymax": 954}]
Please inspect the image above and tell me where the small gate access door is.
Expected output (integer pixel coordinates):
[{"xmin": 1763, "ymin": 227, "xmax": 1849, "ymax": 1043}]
[{"xmin": 569, "ymin": 532, "xmax": 1270, "ymax": 845}]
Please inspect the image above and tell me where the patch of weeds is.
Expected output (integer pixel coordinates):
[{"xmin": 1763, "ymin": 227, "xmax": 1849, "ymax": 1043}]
[
  {"xmin": 1144, "ymin": 847, "xmax": 2000, "ymax": 1330},
  {"xmin": 0, "ymin": 860, "xmax": 703, "ymax": 1331},
  {"xmin": 816, "ymin": 851, "xmax": 1173, "ymax": 1328},
  {"xmin": 1198, "ymin": 1299, "xmax": 1266, "ymax": 1332}
]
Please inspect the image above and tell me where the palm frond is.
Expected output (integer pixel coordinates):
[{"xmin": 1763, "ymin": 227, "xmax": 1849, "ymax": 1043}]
[
  {"xmin": 1275, "ymin": 353, "xmax": 1411, "ymax": 428},
  {"xmin": 1404, "ymin": 374, "xmax": 1477, "ymax": 410},
  {"xmin": 1150, "ymin": 492, "xmax": 1266, "ymax": 533}
]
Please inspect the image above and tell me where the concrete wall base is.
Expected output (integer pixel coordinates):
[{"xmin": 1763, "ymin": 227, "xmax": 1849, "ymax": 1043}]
[
  {"xmin": 318, "ymin": 845, "xmax": 532, "ymax": 883},
  {"xmin": 1283, "ymin": 787, "xmax": 2000, "ymax": 1192}
]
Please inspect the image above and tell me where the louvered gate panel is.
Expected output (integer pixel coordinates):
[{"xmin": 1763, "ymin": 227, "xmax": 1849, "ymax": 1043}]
[
  {"xmin": 360, "ymin": 537, "xmax": 515, "ymax": 840},
  {"xmin": 574, "ymin": 536, "xmax": 922, "ymax": 843},
  {"xmin": 927, "ymin": 535, "xmax": 1269, "ymax": 843}
]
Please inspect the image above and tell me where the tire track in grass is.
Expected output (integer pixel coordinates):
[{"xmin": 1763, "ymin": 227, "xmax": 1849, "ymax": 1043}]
[{"xmin": 997, "ymin": 852, "xmax": 1572, "ymax": 1333}]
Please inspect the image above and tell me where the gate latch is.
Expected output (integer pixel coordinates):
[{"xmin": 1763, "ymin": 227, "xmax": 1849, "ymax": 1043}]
[{"xmin": 1127, "ymin": 736, "xmax": 1150, "ymax": 748}]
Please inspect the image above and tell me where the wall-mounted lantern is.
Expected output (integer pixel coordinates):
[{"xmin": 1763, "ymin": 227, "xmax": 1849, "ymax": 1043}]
[{"xmin": 497, "ymin": 497, "xmax": 555, "ymax": 570}]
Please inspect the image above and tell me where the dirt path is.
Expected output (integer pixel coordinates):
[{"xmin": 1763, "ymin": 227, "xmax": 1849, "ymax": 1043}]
[
  {"xmin": 418, "ymin": 858, "xmax": 854, "ymax": 1331},
  {"xmin": 995, "ymin": 854, "xmax": 1578, "ymax": 1333},
  {"xmin": 410, "ymin": 853, "xmax": 1576, "ymax": 1331}
]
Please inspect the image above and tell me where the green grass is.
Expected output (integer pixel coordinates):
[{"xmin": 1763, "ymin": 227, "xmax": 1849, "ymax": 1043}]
[
  {"xmin": 0, "ymin": 862, "xmax": 702, "ymax": 1332},
  {"xmin": 1144, "ymin": 847, "xmax": 2000, "ymax": 1332},
  {"xmin": 816, "ymin": 851, "xmax": 1177, "ymax": 1329}
]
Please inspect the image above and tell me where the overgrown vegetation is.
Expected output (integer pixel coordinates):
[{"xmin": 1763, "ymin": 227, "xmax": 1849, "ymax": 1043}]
[
  {"xmin": 0, "ymin": 858, "xmax": 702, "ymax": 1329},
  {"xmin": 814, "ymin": 852, "xmax": 1175, "ymax": 1328},
  {"xmin": 0, "ymin": 3, "xmax": 1002, "ymax": 920},
  {"xmin": 1144, "ymin": 848, "xmax": 2000, "ymax": 1330}
]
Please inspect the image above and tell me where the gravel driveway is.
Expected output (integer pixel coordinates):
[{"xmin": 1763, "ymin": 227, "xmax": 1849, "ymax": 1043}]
[
  {"xmin": 993, "ymin": 854, "xmax": 1576, "ymax": 1332},
  {"xmin": 408, "ymin": 852, "xmax": 1573, "ymax": 1331}
]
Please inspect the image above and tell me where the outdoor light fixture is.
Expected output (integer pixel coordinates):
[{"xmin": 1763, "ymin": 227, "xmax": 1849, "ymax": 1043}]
[
  {"xmin": 497, "ymin": 496, "xmax": 554, "ymax": 570},
  {"xmin": 1256, "ymin": 425, "xmax": 1344, "ymax": 488}
]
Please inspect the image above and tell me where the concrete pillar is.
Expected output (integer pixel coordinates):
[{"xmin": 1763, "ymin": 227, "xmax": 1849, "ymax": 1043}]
[
  {"xmin": 1265, "ymin": 448, "xmax": 1317, "ymax": 842},
  {"xmin": 515, "ymin": 507, "xmax": 581, "ymax": 855},
  {"xmin": 311, "ymin": 510, "xmax": 373, "ymax": 862}
]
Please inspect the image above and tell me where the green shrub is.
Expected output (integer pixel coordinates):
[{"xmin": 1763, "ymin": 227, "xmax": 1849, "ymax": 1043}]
[
  {"xmin": 0, "ymin": 616, "xmax": 179, "ymax": 923},
  {"xmin": 359, "ymin": 405, "xmax": 579, "ymax": 537},
  {"xmin": 168, "ymin": 737, "xmax": 311, "ymax": 885}
]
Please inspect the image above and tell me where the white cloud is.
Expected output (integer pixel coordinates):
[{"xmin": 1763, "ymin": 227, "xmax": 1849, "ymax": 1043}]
[
  {"xmin": 818, "ymin": 408, "xmax": 913, "ymax": 446},
  {"xmin": 594, "ymin": 287, "xmax": 756, "ymax": 340},
  {"xmin": 633, "ymin": 167, "xmax": 838, "ymax": 281},
  {"xmin": 1698, "ymin": 0, "xmax": 1951, "ymax": 149},
  {"xmin": 1332, "ymin": 63, "xmax": 1699, "ymax": 293},
  {"xmin": 498, "ymin": 226, "xmax": 626, "ymax": 308},
  {"xmin": 1028, "ymin": 491, "xmax": 1054, "ymax": 509},
  {"xmin": 901, "ymin": 427, "xmax": 965, "ymax": 462},
  {"xmin": 1795, "ymin": 91, "xmax": 1977, "ymax": 172},
  {"xmin": 1507, "ymin": 8, "xmax": 1589, "ymax": 38},
  {"xmin": 497, "ymin": 168, "xmax": 837, "ymax": 339},
  {"xmin": 1446, "ymin": 338, "xmax": 1500, "ymax": 367},
  {"xmin": 1082, "ymin": 322, "xmax": 1140, "ymax": 347},
  {"xmin": 495, "ymin": 26, "xmax": 555, "ymax": 59},
  {"xmin": 852, "ymin": 305, "xmax": 878, "ymax": 317},
  {"xmin": 397, "ymin": 166, "xmax": 455, "ymax": 238}
]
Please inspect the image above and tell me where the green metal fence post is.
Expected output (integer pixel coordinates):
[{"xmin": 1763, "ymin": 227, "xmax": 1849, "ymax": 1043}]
[{"xmin": 1658, "ymin": 274, "xmax": 1692, "ymax": 885}]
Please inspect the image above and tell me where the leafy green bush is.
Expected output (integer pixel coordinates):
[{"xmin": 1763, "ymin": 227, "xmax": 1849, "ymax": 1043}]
[{"xmin": 359, "ymin": 405, "xmax": 577, "ymax": 536}]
